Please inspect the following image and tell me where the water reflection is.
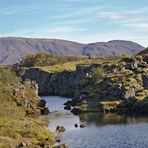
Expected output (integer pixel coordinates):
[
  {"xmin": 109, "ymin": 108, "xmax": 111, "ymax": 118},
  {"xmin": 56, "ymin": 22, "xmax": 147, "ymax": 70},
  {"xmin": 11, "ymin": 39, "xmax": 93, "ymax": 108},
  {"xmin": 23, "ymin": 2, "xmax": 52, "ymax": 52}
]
[
  {"xmin": 79, "ymin": 112, "xmax": 148, "ymax": 126},
  {"xmin": 42, "ymin": 96, "xmax": 148, "ymax": 148}
]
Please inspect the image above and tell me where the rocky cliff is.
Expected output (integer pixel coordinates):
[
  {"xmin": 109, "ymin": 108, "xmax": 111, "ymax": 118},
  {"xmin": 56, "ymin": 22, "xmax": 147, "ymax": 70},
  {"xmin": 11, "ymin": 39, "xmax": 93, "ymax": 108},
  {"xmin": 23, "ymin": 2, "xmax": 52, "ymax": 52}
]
[
  {"xmin": 23, "ymin": 64, "xmax": 100, "ymax": 97},
  {"xmin": 23, "ymin": 55, "xmax": 148, "ymax": 114}
]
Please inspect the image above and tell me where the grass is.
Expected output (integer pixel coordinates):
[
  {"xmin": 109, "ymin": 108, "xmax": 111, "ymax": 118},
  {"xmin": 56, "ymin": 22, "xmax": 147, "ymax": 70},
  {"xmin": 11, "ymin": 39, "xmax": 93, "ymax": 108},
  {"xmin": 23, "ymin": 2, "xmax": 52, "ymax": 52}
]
[
  {"xmin": 100, "ymin": 100, "xmax": 124, "ymax": 105},
  {"xmin": 0, "ymin": 67, "xmax": 55, "ymax": 147},
  {"xmin": 36, "ymin": 62, "xmax": 78, "ymax": 73},
  {"xmin": 100, "ymin": 100, "xmax": 124, "ymax": 112},
  {"xmin": 33, "ymin": 55, "xmax": 123, "ymax": 74}
]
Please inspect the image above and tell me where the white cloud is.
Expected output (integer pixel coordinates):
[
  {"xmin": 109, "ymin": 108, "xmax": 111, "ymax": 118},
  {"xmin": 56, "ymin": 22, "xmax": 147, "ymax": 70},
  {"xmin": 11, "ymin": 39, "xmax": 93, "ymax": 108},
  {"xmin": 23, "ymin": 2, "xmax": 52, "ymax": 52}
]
[
  {"xmin": 49, "ymin": 5, "xmax": 105, "ymax": 20},
  {"xmin": 46, "ymin": 26, "xmax": 88, "ymax": 33},
  {"xmin": 0, "ymin": 5, "xmax": 47, "ymax": 15},
  {"xmin": 98, "ymin": 11, "xmax": 124, "ymax": 20},
  {"xmin": 126, "ymin": 23, "xmax": 148, "ymax": 30}
]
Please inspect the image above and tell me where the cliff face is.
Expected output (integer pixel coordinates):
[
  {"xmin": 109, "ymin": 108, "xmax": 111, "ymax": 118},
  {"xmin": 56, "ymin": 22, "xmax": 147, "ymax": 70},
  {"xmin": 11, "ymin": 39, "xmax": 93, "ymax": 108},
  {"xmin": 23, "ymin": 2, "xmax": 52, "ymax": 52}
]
[
  {"xmin": 24, "ymin": 68, "xmax": 75, "ymax": 97},
  {"xmin": 23, "ymin": 64, "xmax": 100, "ymax": 97}
]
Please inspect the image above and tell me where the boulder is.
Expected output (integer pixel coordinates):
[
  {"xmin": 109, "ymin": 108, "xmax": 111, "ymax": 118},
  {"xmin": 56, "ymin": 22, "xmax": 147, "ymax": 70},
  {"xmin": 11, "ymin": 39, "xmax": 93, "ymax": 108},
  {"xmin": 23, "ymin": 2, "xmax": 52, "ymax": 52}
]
[
  {"xmin": 124, "ymin": 58, "xmax": 138, "ymax": 70},
  {"xmin": 16, "ymin": 142, "xmax": 27, "ymax": 147},
  {"xmin": 71, "ymin": 108, "xmax": 82, "ymax": 115},
  {"xmin": 74, "ymin": 124, "xmax": 78, "ymax": 128},
  {"xmin": 56, "ymin": 126, "xmax": 66, "ymax": 132},
  {"xmin": 55, "ymin": 136, "xmax": 61, "ymax": 143},
  {"xmin": 41, "ymin": 107, "xmax": 49, "ymax": 115},
  {"xmin": 124, "ymin": 87, "xmax": 136, "ymax": 100},
  {"xmin": 142, "ymin": 74, "xmax": 148, "ymax": 89},
  {"xmin": 80, "ymin": 124, "xmax": 86, "ymax": 128},
  {"xmin": 39, "ymin": 99, "xmax": 47, "ymax": 108},
  {"xmin": 64, "ymin": 100, "xmax": 76, "ymax": 106},
  {"xmin": 64, "ymin": 105, "xmax": 71, "ymax": 110}
]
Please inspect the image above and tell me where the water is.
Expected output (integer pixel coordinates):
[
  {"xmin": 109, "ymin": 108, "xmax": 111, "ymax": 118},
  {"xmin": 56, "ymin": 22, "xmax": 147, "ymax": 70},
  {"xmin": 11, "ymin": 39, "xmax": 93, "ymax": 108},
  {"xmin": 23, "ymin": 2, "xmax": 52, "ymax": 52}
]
[{"xmin": 41, "ymin": 96, "xmax": 148, "ymax": 148}]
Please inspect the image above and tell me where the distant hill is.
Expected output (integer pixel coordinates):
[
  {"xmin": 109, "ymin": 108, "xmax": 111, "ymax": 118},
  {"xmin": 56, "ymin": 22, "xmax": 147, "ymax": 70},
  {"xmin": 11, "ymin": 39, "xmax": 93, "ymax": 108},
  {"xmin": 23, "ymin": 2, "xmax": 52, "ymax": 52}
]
[
  {"xmin": 138, "ymin": 48, "xmax": 148, "ymax": 55},
  {"xmin": 0, "ymin": 37, "xmax": 144, "ymax": 65}
]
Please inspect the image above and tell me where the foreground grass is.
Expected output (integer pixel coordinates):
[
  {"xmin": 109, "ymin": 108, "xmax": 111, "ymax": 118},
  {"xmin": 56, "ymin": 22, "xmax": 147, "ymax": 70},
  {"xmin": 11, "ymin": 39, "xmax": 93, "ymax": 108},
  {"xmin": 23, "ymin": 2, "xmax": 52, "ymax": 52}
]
[{"xmin": 0, "ymin": 68, "xmax": 55, "ymax": 147}]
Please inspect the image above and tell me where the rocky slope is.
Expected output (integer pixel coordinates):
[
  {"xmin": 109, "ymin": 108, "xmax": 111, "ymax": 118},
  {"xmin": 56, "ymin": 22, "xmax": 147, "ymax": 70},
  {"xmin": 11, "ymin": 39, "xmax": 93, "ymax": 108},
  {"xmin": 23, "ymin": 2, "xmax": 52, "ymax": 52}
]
[
  {"xmin": 0, "ymin": 37, "xmax": 144, "ymax": 65},
  {"xmin": 0, "ymin": 67, "xmax": 55, "ymax": 147}
]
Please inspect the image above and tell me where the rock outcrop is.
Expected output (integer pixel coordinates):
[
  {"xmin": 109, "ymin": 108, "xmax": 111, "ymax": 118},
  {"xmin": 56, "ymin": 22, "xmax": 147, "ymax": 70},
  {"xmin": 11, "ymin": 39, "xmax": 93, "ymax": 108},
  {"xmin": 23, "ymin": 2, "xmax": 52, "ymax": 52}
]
[
  {"xmin": 22, "ymin": 55, "xmax": 148, "ymax": 114},
  {"xmin": 23, "ymin": 64, "xmax": 100, "ymax": 97}
]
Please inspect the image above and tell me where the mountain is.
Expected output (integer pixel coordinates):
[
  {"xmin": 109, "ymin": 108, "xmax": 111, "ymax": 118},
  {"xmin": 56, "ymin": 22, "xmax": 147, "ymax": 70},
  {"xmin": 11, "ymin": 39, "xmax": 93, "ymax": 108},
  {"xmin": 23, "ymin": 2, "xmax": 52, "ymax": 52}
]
[
  {"xmin": 0, "ymin": 37, "xmax": 144, "ymax": 65},
  {"xmin": 138, "ymin": 48, "xmax": 148, "ymax": 55}
]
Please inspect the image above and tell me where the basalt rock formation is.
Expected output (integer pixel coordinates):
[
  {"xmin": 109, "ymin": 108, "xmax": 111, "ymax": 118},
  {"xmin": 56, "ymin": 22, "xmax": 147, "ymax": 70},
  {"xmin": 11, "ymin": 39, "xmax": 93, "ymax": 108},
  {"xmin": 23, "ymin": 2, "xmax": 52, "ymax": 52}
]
[{"xmin": 22, "ymin": 55, "xmax": 148, "ymax": 114}]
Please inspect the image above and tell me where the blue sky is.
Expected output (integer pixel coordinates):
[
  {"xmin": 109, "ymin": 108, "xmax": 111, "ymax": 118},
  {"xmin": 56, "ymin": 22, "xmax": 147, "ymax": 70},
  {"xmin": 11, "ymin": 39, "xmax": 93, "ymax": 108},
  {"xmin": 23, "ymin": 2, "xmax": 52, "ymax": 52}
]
[{"xmin": 0, "ymin": 0, "xmax": 148, "ymax": 46}]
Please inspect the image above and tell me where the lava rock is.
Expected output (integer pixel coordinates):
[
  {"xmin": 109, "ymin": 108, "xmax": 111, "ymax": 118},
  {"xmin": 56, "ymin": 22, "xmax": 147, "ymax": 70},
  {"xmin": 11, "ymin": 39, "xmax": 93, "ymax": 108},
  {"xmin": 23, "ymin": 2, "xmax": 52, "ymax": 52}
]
[
  {"xmin": 74, "ymin": 124, "xmax": 78, "ymax": 128},
  {"xmin": 80, "ymin": 124, "xmax": 86, "ymax": 128},
  {"xmin": 16, "ymin": 142, "xmax": 27, "ymax": 147},
  {"xmin": 41, "ymin": 107, "xmax": 49, "ymax": 115},
  {"xmin": 39, "ymin": 99, "xmax": 47, "ymax": 108},
  {"xmin": 64, "ymin": 105, "xmax": 71, "ymax": 110},
  {"xmin": 56, "ymin": 126, "xmax": 66, "ymax": 132}
]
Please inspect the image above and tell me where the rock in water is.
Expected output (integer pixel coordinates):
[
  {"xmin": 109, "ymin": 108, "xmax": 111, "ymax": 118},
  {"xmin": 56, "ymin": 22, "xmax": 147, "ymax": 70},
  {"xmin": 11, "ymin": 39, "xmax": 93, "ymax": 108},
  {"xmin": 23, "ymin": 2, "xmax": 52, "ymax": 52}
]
[
  {"xmin": 56, "ymin": 126, "xmax": 66, "ymax": 132},
  {"xmin": 41, "ymin": 107, "xmax": 49, "ymax": 115},
  {"xmin": 64, "ymin": 105, "xmax": 71, "ymax": 110},
  {"xmin": 39, "ymin": 99, "xmax": 47, "ymax": 108},
  {"xmin": 80, "ymin": 124, "xmax": 86, "ymax": 128},
  {"xmin": 74, "ymin": 124, "xmax": 78, "ymax": 128}
]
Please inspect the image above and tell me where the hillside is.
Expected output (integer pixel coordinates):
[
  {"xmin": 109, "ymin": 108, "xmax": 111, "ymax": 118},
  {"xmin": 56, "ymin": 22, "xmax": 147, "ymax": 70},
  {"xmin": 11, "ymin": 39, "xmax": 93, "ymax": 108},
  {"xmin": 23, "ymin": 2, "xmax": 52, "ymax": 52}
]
[
  {"xmin": 0, "ymin": 37, "xmax": 144, "ymax": 65},
  {"xmin": 138, "ymin": 47, "xmax": 148, "ymax": 55}
]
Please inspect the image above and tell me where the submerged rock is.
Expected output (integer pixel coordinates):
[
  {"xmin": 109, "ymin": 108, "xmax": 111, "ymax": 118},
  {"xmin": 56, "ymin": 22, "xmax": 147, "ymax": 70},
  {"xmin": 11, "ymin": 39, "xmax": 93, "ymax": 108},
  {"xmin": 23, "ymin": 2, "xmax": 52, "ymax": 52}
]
[{"xmin": 80, "ymin": 124, "xmax": 86, "ymax": 128}]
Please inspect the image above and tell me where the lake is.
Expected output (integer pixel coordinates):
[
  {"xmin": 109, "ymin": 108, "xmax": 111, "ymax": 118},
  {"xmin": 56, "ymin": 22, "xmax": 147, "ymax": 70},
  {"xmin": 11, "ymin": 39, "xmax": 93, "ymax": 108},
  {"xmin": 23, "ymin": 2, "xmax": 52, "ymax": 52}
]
[{"xmin": 41, "ymin": 96, "xmax": 148, "ymax": 148}]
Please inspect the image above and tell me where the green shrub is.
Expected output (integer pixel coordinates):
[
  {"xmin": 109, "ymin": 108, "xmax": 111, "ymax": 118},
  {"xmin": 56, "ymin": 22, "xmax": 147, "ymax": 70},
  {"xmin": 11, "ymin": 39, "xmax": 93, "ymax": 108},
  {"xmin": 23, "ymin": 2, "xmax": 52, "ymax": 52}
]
[
  {"xmin": 0, "ymin": 68, "xmax": 20, "ymax": 84},
  {"xmin": 21, "ymin": 52, "xmax": 84, "ymax": 67}
]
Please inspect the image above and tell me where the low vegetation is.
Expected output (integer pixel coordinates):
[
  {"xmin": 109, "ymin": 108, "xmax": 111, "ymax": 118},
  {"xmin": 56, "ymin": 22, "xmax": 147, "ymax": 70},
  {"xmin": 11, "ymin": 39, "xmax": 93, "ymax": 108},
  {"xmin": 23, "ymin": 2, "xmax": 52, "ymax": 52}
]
[
  {"xmin": 0, "ymin": 67, "xmax": 54, "ymax": 147},
  {"xmin": 20, "ymin": 52, "xmax": 85, "ymax": 67}
]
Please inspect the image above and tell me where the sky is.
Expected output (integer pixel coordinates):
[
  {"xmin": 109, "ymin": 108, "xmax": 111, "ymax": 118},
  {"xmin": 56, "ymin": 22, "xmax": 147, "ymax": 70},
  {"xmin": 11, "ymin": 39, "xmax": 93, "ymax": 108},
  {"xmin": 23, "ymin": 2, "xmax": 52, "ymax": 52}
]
[{"xmin": 0, "ymin": 0, "xmax": 148, "ymax": 46}]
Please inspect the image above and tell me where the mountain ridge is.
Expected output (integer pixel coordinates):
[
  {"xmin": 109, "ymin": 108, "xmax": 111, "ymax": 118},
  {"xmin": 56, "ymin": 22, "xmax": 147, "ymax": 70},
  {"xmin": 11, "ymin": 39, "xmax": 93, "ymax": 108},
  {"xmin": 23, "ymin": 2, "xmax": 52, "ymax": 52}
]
[{"xmin": 0, "ymin": 37, "xmax": 145, "ymax": 65}]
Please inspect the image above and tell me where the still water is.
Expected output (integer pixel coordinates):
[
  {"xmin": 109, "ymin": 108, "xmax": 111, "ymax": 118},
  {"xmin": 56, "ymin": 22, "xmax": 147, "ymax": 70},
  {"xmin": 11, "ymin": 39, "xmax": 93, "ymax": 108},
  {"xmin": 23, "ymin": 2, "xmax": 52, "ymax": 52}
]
[{"xmin": 41, "ymin": 96, "xmax": 148, "ymax": 148}]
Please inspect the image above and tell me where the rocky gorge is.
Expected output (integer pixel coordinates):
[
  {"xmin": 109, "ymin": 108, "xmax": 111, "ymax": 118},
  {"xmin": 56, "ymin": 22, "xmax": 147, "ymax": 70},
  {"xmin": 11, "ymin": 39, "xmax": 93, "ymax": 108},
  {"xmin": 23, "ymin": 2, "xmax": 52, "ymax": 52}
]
[{"xmin": 22, "ymin": 50, "xmax": 148, "ymax": 115}]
